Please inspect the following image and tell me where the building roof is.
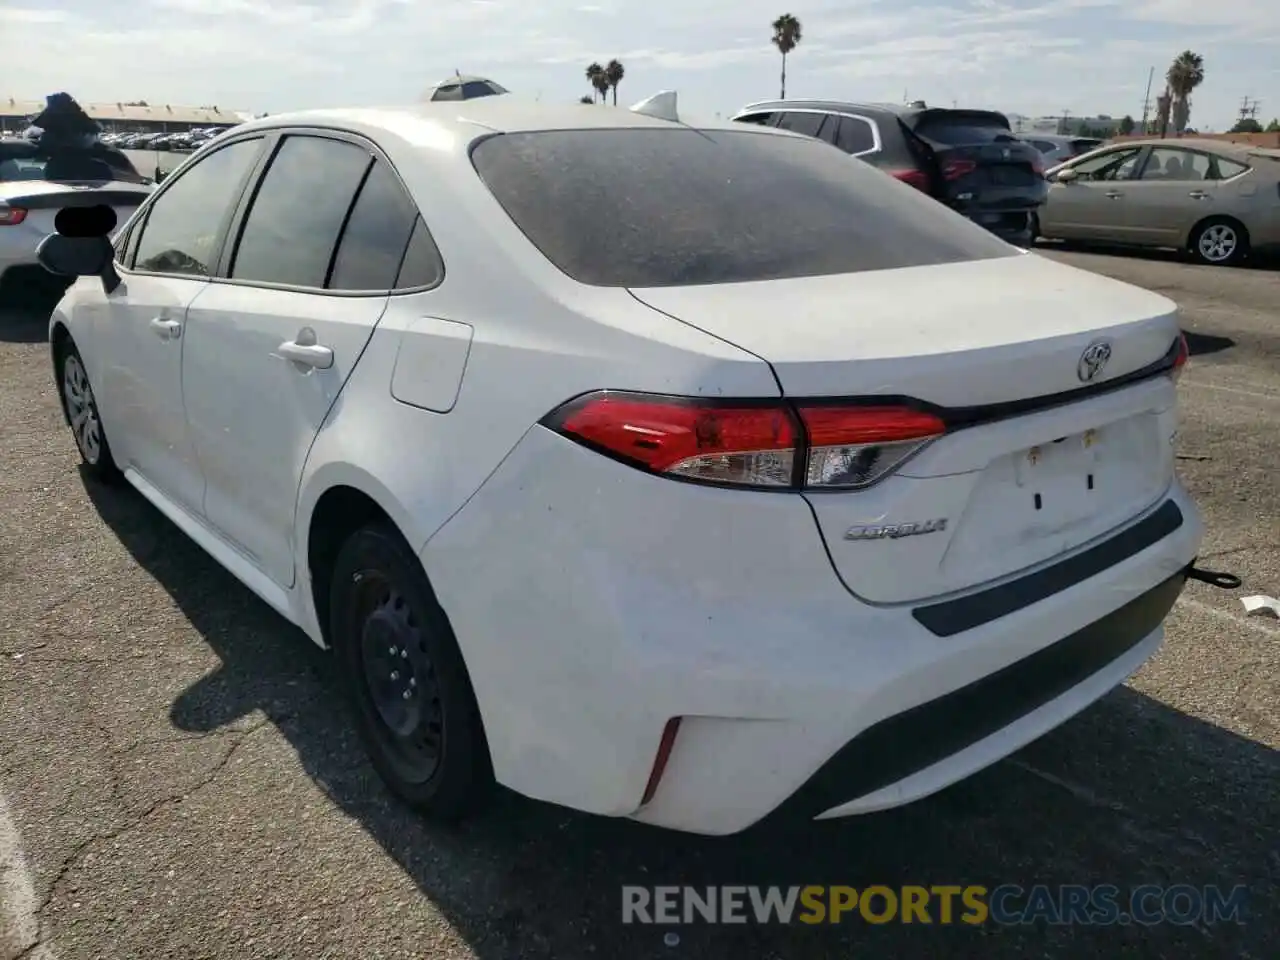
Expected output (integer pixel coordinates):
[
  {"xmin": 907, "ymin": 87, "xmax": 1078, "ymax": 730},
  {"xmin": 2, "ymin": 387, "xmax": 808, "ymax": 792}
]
[{"xmin": 0, "ymin": 97, "xmax": 243, "ymax": 125}]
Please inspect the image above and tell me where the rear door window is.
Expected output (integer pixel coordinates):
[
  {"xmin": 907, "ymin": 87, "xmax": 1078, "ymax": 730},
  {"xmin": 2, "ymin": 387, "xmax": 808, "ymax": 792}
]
[
  {"xmin": 229, "ymin": 135, "xmax": 371, "ymax": 288},
  {"xmin": 834, "ymin": 117, "xmax": 878, "ymax": 155},
  {"xmin": 327, "ymin": 159, "xmax": 421, "ymax": 292},
  {"xmin": 775, "ymin": 112, "xmax": 828, "ymax": 139},
  {"xmin": 470, "ymin": 127, "xmax": 1017, "ymax": 288}
]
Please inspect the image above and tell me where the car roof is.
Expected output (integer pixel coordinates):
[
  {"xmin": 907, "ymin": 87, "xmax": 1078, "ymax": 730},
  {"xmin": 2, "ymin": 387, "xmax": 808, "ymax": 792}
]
[
  {"xmin": 1112, "ymin": 137, "xmax": 1255, "ymax": 157},
  {"xmin": 733, "ymin": 99, "xmax": 1012, "ymax": 128},
  {"xmin": 231, "ymin": 96, "xmax": 751, "ymax": 149}
]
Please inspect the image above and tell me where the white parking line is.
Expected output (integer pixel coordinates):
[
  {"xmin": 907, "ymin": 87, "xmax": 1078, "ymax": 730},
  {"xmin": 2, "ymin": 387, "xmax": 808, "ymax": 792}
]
[
  {"xmin": 1178, "ymin": 596, "xmax": 1280, "ymax": 637},
  {"xmin": 0, "ymin": 791, "xmax": 55, "ymax": 960}
]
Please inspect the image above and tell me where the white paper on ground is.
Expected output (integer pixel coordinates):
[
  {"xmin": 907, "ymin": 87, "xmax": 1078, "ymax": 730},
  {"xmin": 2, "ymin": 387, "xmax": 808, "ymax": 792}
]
[{"xmin": 1240, "ymin": 595, "xmax": 1280, "ymax": 619}]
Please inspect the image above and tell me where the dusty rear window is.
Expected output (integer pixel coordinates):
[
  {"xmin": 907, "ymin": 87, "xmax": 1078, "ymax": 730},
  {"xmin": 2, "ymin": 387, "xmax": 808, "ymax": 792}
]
[{"xmin": 470, "ymin": 127, "xmax": 1016, "ymax": 287}]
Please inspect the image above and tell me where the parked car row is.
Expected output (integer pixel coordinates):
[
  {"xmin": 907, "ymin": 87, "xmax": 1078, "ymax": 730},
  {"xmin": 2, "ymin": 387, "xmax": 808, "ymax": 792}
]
[
  {"xmin": 30, "ymin": 92, "xmax": 1222, "ymax": 838},
  {"xmin": 100, "ymin": 126, "xmax": 234, "ymax": 152},
  {"xmin": 729, "ymin": 99, "xmax": 1280, "ymax": 266}
]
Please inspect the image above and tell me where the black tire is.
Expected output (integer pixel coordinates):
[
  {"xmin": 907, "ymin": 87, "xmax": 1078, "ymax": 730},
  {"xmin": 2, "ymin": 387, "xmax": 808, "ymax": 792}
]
[
  {"xmin": 55, "ymin": 338, "xmax": 122, "ymax": 483},
  {"xmin": 1188, "ymin": 216, "xmax": 1248, "ymax": 266},
  {"xmin": 328, "ymin": 523, "xmax": 494, "ymax": 820}
]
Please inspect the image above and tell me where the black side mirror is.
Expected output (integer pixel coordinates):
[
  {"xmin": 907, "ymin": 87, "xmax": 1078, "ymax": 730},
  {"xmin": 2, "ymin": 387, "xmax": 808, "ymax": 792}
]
[{"xmin": 37, "ymin": 204, "xmax": 121, "ymax": 294}]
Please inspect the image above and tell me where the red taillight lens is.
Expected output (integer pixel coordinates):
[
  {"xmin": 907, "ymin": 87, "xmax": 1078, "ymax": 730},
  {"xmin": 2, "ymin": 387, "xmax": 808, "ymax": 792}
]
[
  {"xmin": 941, "ymin": 159, "xmax": 977, "ymax": 181},
  {"xmin": 0, "ymin": 206, "xmax": 27, "ymax": 226},
  {"xmin": 545, "ymin": 392, "xmax": 946, "ymax": 491},
  {"xmin": 890, "ymin": 169, "xmax": 931, "ymax": 191},
  {"xmin": 1172, "ymin": 332, "xmax": 1189, "ymax": 380}
]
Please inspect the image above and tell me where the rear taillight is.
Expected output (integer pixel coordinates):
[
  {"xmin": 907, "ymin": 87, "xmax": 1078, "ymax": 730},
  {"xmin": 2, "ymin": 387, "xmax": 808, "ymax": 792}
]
[
  {"xmin": 1172, "ymin": 331, "xmax": 1189, "ymax": 380},
  {"xmin": 941, "ymin": 159, "xmax": 977, "ymax": 181},
  {"xmin": 1030, "ymin": 155, "xmax": 1045, "ymax": 176},
  {"xmin": 0, "ymin": 206, "xmax": 27, "ymax": 226},
  {"xmin": 890, "ymin": 169, "xmax": 931, "ymax": 192},
  {"xmin": 543, "ymin": 392, "xmax": 945, "ymax": 491}
]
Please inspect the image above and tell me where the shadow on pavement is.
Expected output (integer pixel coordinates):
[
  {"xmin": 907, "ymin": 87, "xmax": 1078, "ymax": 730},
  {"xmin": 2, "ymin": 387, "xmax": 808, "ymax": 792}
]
[
  {"xmin": 81, "ymin": 472, "xmax": 1278, "ymax": 959},
  {"xmin": 1184, "ymin": 331, "xmax": 1236, "ymax": 357},
  {"xmin": 0, "ymin": 273, "xmax": 66, "ymax": 343},
  {"xmin": 1039, "ymin": 239, "xmax": 1280, "ymax": 272}
]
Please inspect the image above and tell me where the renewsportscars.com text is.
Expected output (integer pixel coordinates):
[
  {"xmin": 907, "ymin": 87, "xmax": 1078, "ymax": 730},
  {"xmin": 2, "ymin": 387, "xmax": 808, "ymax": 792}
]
[{"xmin": 621, "ymin": 884, "xmax": 1248, "ymax": 926}]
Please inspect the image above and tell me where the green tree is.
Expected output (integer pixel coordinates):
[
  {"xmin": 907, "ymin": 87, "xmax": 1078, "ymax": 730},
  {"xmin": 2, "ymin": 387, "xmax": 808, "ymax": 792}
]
[
  {"xmin": 585, "ymin": 62, "xmax": 605, "ymax": 102},
  {"xmin": 771, "ymin": 14, "xmax": 802, "ymax": 99},
  {"xmin": 1265, "ymin": 118, "xmax": 1280, "ymax": 133},
  {"xmin": 1229, "ymin": 118, "xmax": 1263, "ymax": 134},
  {"xmin": 605, "ymin": 59, "xmax": 625, "ymax": 106},
  {"xmin": 1165, "ymin": 50, "xmax": 1205, "ymax": 135},
  {"xmin": 579, "ymin": 95, "xmax": 594, "ymax": 104},
  {"xmin": 1118, "ymin": 115, "xmax": 1135, "ymax": 135}
]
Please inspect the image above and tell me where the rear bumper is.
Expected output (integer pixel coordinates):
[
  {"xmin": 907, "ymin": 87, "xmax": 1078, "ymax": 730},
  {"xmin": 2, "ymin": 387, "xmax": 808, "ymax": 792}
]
[{"xmin": 421, "ymin": 426, "xmax": 1202, "ymax": 836}]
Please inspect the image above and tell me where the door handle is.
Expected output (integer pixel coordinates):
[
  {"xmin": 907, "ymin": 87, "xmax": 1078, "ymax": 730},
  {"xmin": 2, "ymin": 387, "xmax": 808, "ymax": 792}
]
[
  {"xmin": 149, "ymin": 317, "xmax": 181, "ymax": 340},
  {"xmin": 1188, "ymin": 190, "xmax": 1210, "ymax": 199},
  {"xmin": 275, "ymin": 340, "xmax": 334, "ymax": 370}
]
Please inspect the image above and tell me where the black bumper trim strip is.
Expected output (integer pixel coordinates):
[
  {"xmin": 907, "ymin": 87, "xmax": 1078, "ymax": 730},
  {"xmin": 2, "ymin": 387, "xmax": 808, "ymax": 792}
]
[
  {"xmin": 759, "ymin": 572, "xmax": 1186, "ymax": 827},
  {"xmin": 912, "ymin": 499, "xmax": 1184, "ymax": 638}
]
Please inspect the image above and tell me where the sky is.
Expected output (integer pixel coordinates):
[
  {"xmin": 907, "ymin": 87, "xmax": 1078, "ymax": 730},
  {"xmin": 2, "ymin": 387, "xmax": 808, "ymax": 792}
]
[{"xmin": 2, "ymin": 0, "xmax": 1278, "ymax": 132}]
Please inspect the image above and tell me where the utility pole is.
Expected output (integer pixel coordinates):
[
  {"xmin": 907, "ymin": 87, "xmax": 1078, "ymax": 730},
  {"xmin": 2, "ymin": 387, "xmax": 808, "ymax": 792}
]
[
  {"xmin": 1238, "ymin": 96, "xmax": 1260, "ymax": 121},
  {"xmin": 1140, "ymin": 66, "xmax": 1154, "ymax": 133}
]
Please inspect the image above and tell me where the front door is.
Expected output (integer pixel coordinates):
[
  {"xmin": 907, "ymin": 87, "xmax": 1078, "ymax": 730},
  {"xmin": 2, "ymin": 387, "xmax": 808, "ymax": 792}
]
[
  {"xmin": 93, "ymin": 135, "xmax": 267, "ymax": 512},
  {"xmin": 1041, "ymin": 146, "xmax": 1145, "ymax": 241},
  {"xmin": 181, "ymin": 134, "xmax": 420, "ymax": 588}
]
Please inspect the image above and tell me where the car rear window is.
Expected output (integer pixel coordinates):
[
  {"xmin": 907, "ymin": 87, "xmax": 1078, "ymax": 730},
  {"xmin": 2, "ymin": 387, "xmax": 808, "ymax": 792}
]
[
  {"xmin": 0, "ymin": 148, "xmax": 147, "ymax": 184},
  {"xmin": 915, "ymin": 112, "xmax": 1016, "ymax": 145},
  {"xmin": 469, "ymin": 128, "xmax": 1016, "ymax": 288}
]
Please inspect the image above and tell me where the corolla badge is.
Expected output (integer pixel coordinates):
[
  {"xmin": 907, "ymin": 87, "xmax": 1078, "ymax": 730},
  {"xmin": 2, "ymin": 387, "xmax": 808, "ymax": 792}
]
[
  {"xmin": 1077, "ymin": 339, "xmax": 1112, "ymax": 382},
  {"xmin": 844, "ymin": 518, "xmax": 948, "ymax": 541}
]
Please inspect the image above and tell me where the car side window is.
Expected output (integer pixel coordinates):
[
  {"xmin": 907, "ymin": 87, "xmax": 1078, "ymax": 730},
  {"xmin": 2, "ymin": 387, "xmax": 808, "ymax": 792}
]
[
  {"xmin": 734, "ymin": 112, "xmax": 776, "ymax": 126},
  {"xmin": 775, "ymin": 112, "xmax": 827, "ymax": 139},
  {"xmin": 1137, "ymin": 147, "xmax": 1211, "ymax": 181},
  {"xmin": 394, "ymin": 217, "xmax": 445, "ymax": 289},
  {"xmin": 230, "ymin": 135, "xmax": 372, "ymax": 288},
  {"xmin": 1068, "ymin": 147, "xmax": 1142, "ymax": 182},
  {"xmin": 1212, "ymin": 157, "xmax": 1250, "ymax": 180},
  {"xmin": 1031, "ymin": 140, "xmax": 1057, "ymax": 154},
  {"xmin": 328, "ymin": 159, "xmax": 424, "ymax": 292},
  {"xmin": 834, "ymin": 117, "xmax": 877, "ymax": 155},
  {"xmin": 132, "ymin": 138, "xmax": 263, "ymax": 277}
]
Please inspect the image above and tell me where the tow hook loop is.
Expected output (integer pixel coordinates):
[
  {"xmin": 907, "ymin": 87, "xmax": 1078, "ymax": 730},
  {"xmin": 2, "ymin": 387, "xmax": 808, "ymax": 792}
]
[{"xmin": 1186, "ymin": 565, "xmax": 1242, "ymax": 590}]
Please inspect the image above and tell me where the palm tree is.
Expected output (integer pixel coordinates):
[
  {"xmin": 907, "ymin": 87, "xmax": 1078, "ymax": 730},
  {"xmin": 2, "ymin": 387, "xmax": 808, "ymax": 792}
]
[
  {"xmin": 605, "ymin": 59, "xmax": 625, "ymax": 106},
  {"xmin": 1165, "ymin": 50, "xmax": 1205, "ymax": 136},
  {"xmin": 771, "ymin": 14, "xmax": 802, "ymax": 99},
  {"xmin": 585, "ymin": 62, "xmax": 605, "ymax": 102}
]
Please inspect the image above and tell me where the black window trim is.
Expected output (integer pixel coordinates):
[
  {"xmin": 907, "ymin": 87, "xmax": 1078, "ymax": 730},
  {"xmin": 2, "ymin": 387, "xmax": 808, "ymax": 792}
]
[
  {"xmin": 120, "ymin": 133, "xmax": 270, "ymax": 279},
  {"xmin": 210, "ymin": 127, "xmax": 444, "ymax": 298},
  {"xmin": 764, "ymin": 107, "xmax": 883, "ymax": 157}
]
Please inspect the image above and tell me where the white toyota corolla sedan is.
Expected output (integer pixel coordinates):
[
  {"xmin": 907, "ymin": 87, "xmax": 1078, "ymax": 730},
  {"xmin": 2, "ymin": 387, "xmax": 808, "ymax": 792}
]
[{"xmin": 42, "ymin": 93, "xmax": 1206, "ymax": 836}]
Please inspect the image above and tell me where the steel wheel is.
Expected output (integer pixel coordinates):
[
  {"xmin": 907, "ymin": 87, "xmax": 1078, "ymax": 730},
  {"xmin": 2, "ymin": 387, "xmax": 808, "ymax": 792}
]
[{"xmin": 353, "ymin": 572, "xmax": 445, "ymax": 784}]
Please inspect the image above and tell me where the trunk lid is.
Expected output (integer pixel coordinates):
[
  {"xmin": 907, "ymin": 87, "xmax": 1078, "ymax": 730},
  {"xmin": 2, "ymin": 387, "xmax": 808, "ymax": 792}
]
[
  {"xmin": 1, "ymin": 180, "xmax": 150, "ymax": 248},
  {"xmin": 629, "ymin": 253, "xmax": 1184, "ymax": 603}
]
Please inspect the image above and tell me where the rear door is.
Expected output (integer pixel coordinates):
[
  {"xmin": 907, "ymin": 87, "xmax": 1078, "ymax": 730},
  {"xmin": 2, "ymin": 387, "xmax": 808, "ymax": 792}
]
[
  {"xmin": 1120, "ymin": 146, "xmax": 1217, "ymax": 244},
  {"xmin": 910, "ymin": 110, "xmax": 1047, "ymax": 221},
  {"xmin": 180, "ymin": 132, "xmax": 418, "ymax": 589}
]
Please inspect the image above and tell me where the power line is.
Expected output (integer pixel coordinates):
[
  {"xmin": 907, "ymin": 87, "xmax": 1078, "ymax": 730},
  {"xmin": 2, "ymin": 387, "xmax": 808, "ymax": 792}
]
[{"xmin": 1237, "ymin": 96, "xmax": 1260, "ymax": 120}]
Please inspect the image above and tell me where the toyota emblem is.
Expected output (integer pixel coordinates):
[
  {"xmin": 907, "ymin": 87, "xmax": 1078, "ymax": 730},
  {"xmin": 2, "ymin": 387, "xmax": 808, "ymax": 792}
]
[{"xmin": 1077, "ymin": 340, "xmax": 1112, "ymax": 382}]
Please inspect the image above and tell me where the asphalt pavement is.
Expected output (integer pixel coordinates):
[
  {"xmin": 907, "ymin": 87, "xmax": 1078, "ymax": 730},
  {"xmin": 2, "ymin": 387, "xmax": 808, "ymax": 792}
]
[{"xmin": 1, "ymin": 246, "xmax": 1277, "ymax": 960}]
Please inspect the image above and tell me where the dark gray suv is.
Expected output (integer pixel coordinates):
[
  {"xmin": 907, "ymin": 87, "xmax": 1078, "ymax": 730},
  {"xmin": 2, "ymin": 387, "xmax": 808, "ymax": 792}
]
[{"xmin": 732, "ymin": 100, "xmax": 1048, "ymax": 246}]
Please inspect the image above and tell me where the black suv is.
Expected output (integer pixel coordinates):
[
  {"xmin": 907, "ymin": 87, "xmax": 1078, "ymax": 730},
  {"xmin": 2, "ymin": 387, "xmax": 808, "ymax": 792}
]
[{"xmin": 732, "ymin": 100, "xmax": 1048, "ymax": 245}]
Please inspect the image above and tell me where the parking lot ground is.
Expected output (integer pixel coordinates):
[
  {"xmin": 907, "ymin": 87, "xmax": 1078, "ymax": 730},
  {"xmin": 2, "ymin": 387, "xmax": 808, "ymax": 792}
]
[{"xmin": 1, "ymin": 248, "xmax": 1277, "ymax": 960}]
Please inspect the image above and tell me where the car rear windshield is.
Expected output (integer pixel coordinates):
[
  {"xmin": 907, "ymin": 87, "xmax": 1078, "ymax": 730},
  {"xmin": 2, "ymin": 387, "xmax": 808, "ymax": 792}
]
[
  {"xmin": 469, "ymin": 128, "xmax": 1017, "ymax": 288},
  {"xmin": 0, "ymin": 148, "xmax": 147, "ymax": 185},
  {"xmin": 914, "ymin": 112, "xmax": 1017, "ymax": 145}
]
